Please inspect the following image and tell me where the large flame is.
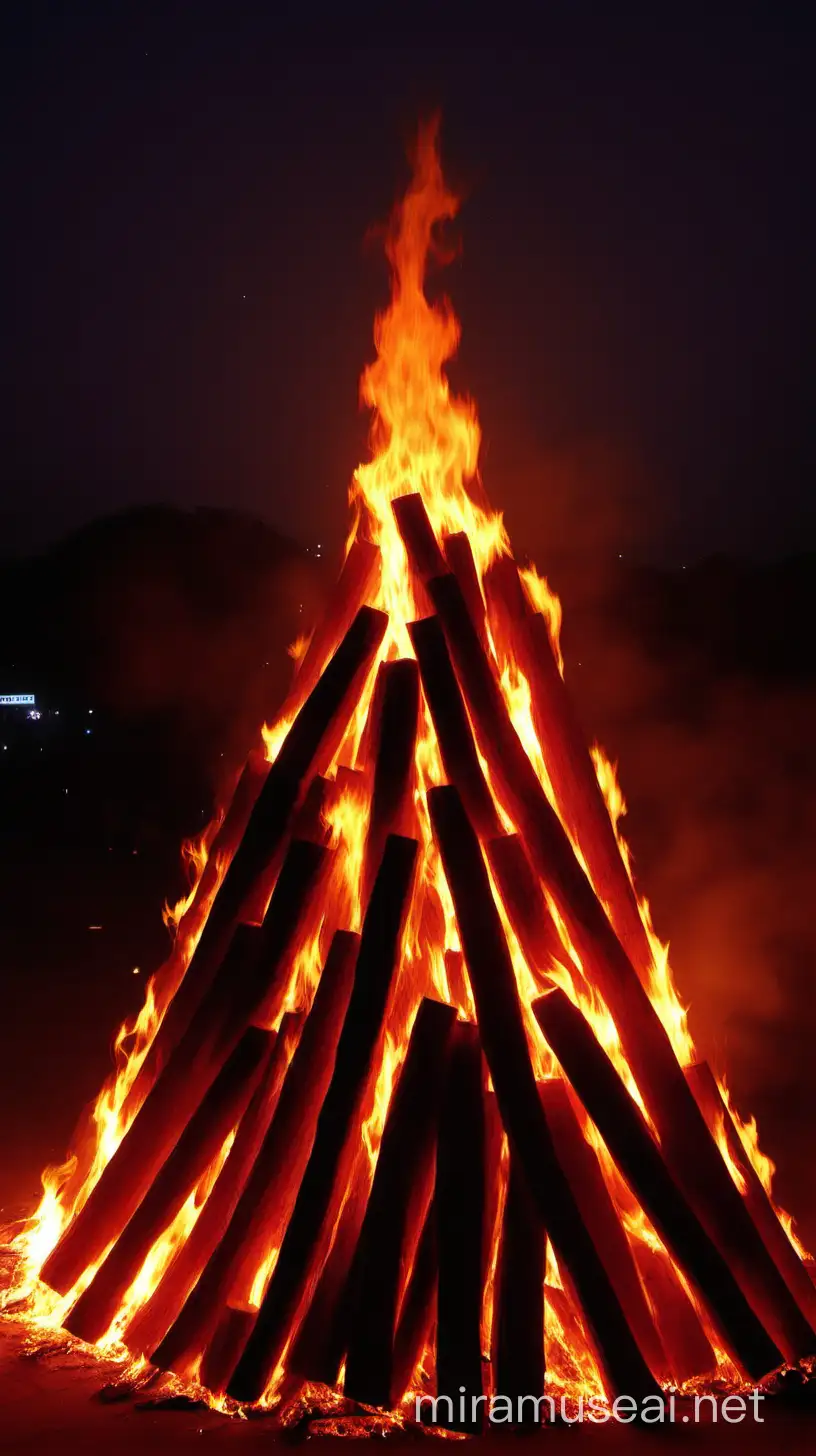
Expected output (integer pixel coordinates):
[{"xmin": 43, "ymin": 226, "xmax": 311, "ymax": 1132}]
[{"xmin": 2, "ymin": 117, "xmax": 808, "ymax": 1420}]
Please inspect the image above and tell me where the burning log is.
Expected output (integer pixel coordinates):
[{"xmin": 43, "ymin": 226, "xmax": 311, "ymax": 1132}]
[
  {"xmin": 534, "ymin": 989, "xmax": 785, "ymax": 1381},
  {"xmin": 151, "ymin": 929, "xmax": 359, "ymax": 1375},
  {"xmin": 427, "ymin": 568, "xmax": 816, "ymax": 1368},
  {"xmin": 125, "ymin": 605, "xmax": 386, "ymax": 1100},
  {"xmin": 287, "ymin": 1154, "xmax": 372, "ymax": 1387},
  {"xmin": 485, "ymin": 833, "xmax": 561, "ymax": 986},
  {"xmin": 435, "ymin": 1021, "xmax": 486, "ymax": 1433},
  {"xmin": 391, "ymin": 1207, "xmax": 437, "ymax": 1405},
  {"xmin": 363, "ymin": 659, "xmax": 420, "ymax": 899},
  {"xmin": 343, "ymin": 997, "xmax": 457, "ymax": 1408},
  {"xmin": 65, "ymin": 1026, "xmax": 274, "ymax": 1346},
  {"xmin": 290, "ymin": 774, "xmax": 332, "ymax": 846},
  {"xmin": 686, "ymin": 1062, "xmax": 816, "ymax": 1329},
  {"xmin": 493, "ymin": 1153, "xmax": 546, "ymax": 1417},
  {"xmin": 200, "ymin": 1308, "xmax": 257, "ymax": 1397},
  {"xmin": 169, "ymin": 752, "xmax": 271, "ymax": 962},
  {"xmin": 42, "ymin": 840, "xmax": 327, "ymax": 1299},
  {"xmin": 631, "ymin": 1240, "xmax": 717, "ymax": 1387},
  {"xmin": 392, "ymin": 493, "xmax": 448, "ymax": 583},
  {"xmin": 442, "ymin": 531, "xmax": 487, "ymax": 647},
  {"xmin": 483, "ymin": 554, "xmax": 653, "ymax": 978},
  {"xmin": 429, "ymin": 783, "xmax": 662, "ymax": 1402},
  {"xmin": 287, "ymin": 536, "xmax": 381, "ymax": 708},
  {"xmin": 538, "ymin": 1078, "xmax": 670, "ymax": 1383},
  {"xmin": 124, "ymin": 1013, "xmax": 302, "ymax": 1359},
  {"xmin": 227, "ymin": 834, "xmax": 419, "ymax": 1404},
  {"xmin": 408, "ymin": 616, "xmax": 501, "ymax": 839}
]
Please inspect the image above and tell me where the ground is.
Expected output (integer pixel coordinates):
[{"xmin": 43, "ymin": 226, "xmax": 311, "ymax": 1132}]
[{"xmin": 2, "ymin": 1319, "xmax": 814, "ymax": 1456}]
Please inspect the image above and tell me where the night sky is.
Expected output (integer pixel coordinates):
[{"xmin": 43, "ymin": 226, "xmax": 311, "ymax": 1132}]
[{"xmin": 2, "ymin": 6, "xmax": 814, "ymax": 566}]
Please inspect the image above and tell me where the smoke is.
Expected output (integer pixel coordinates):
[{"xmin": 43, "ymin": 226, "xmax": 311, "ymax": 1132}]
[{"xmin": 564, "ymin": 594, "xmax": 816, "ymax": 1246}]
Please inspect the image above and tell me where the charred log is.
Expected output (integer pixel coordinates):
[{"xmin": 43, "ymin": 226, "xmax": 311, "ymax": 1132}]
[{"xmin": 227, "ymin": 835, "xmax": 418, "ymax": 1404}]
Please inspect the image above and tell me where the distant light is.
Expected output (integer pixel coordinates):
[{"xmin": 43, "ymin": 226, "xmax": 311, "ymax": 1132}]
[
  {"xmin": 88, "ymin": 709, "xmax": 93, "ymax": 715},
  {"xmin": 133, "ymin": 966, "xmax": 140, "ymax": 975},
  {"xmin": 27, "ymin": 709, "xmax": 42, "ymax": 721},
  {"xmin": 85, "ymin": 728, "xmax": 92, "ymax": 735},
  {"xmin": 88, "ymin": 925, "xmax": 102, "ymax": 931}
]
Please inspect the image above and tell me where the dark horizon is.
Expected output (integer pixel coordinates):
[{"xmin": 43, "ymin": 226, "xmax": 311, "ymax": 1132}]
[{"xmin": 2, "ymin": 10, "xmax": 815, "ymax": 568}]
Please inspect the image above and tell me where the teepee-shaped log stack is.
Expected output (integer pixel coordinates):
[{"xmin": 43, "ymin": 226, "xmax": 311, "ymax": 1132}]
[{"xmin": 21, "ymin": 122, "xmax": 816, "ymax": 1431}]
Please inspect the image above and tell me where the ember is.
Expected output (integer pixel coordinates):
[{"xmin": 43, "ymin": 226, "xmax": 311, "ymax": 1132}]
[{"xmin": 2, "ymin": 119, "xmax": 814, "ymax": 1433}]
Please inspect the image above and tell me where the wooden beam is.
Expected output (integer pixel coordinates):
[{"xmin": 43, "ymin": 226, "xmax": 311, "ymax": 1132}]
[
  {"xmin": 533, "ymin": 989, "xmax": 785, "ymax": 1381},
  {"xmin": 408, "ymin": 615, "xmax": 501, "ymax": 839},
  {"xmin": 686, "ymin": 1061, "xmax": 816, "ymax": 1330},
  {"xmin": 227, "ymin": 835, "xmax": 419, "ymax": 1404},
  {"xmin": 485, "ymin": 833, "xmax": 561, "ymax": 987},
  {"xmin": 539, "ymin": 1078, "xmax": 669, "ymax": 1382},
  {"xmin": 428, "ymin": 783, "xmax": 662, "ymax": 1403},
  {"xmin": 151, "ymin": 930, "xmax": 359, "ymax": 1376},
  {"xmin": 493, "ymin": 1153, "xmax": 546, "ymax": 1418},
  {"xmin": 122, "ymin": 604, "xmax": 387, "ymax": 1105},
  {"xmin": 343, "ymin": 997, "xmax": 456, "ymax": 1408},
  {"xmin": 435, "ymin": 1022, "xmax": 487, "ymax": 1433},
  {"xmin": 364, "ymin": 659, "xmax": 420, "ymax": 900},
  {"xmin": 42, "ymin": 840, "xmax": 327, "ymax": 1298},
  {"xmin": 65, "ymin": 1027, "xmax": 274, "ymax": 1345},
  {"xmin": 123, "ymin": 1014, "xmax": 301, "ymax": 1359}
]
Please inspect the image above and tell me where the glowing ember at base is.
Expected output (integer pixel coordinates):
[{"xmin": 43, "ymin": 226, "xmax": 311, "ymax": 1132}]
[{"xmin": 2, "ymin": 119, "xmax": 815, "ymax": 1433}]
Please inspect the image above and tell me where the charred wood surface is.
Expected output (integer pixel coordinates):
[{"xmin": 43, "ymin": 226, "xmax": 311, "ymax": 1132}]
[
  {"xmin": 485, "ymin": 834, "xmax": 560, "ymax": 985},
  {"xmin": 686, "ymin": 1061, "xmax": 816, "ymax": 1330},
  {"xmin": 43, "ymin": 841, "xmax": 326, "ymax": 1298},
  {"xmin": 124, "ymin": 1014, "xmax": 301, "ymax": 1358},
  {"xmin": 429, "ymin": 783, "xmax": 661, "ymax": 1403},
  {"xmin": 442, "ymin": 531, "xmax": 487, "ymax": 647},
  {"xmin": 484, "ymin": 554, "xmax": 652, "ymax": 976},
  {"xmin": 391, "ymin": 1206, "xmax": 438, "ymax": 1406},
  {"xmin": 392, "ymin": 494, "xmax": 447, "ymax": 582},
  {"xmin": 65, "ymin": 1027, "xmax": 273, "ymax": 1345},
  {"xmin": 364, "ymin": 659, "xmax": 420, "ymax": 900},
  {"xmin": 493, "ymin": 1153, "xmax": 546, "ymax": 1416},
  {"xmin": 227, "ymin": 835, "xmax": 418, "ymax": 1404},
  {"xmin": 534, "ymin": 989, "xmax": 785, "ymax": 1381},
  {"xmin": 435, "ymin": 1022, "xmax": 486, "ymax": 1433},
  {"xmin": 152, "ymin": 930, "xmax": 359, "ymax": 1375},
  {"xmin": 539, "ymin": 1077, "xmax": 669, "ymax": 1383},
  {"xmin": 409, "ymin": 615, "xmax": 500, "ymax": 839},
  {"xmin": 123, "ymin": 605, "xmax": 385, "ymax": 1106},
  {"xmin": 342, "ymin": 997, "xmax": 456, "ymax": 1407}
]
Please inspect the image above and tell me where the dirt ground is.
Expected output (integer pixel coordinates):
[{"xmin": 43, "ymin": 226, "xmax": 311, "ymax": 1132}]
[{"xmin": 2, "ymin": 1318, "xmax": 814, "ymax": 1456}]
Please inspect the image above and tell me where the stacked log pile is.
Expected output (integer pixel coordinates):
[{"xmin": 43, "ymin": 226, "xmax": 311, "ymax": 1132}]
[{"xmin": 37, "ymin": 494, "xmax": 816, "ymax": 1429}]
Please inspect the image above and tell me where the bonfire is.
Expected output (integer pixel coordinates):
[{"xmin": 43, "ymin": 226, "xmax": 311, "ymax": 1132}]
[{"xmin": 2, "ymin": 120, "xmax": 814, "ymax": 1433}]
